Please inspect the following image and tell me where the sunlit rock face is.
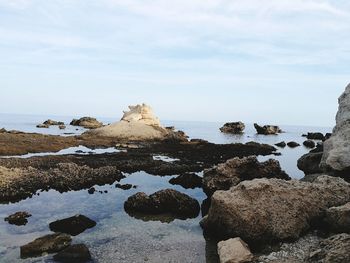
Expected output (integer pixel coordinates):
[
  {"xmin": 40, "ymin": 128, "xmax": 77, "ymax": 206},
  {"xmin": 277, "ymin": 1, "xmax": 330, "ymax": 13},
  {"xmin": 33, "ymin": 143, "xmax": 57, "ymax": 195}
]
[
  {"xmin": 121, "ymin": 104, "xmax": 161, "ymax": 126},
  {"xmin": 321, "ymin": 84, "xmax": 350, "ymax": 175}
]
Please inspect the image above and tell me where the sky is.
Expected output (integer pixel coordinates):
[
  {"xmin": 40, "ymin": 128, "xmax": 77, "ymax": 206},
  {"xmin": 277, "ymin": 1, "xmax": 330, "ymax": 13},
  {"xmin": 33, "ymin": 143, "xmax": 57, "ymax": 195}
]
[{"xmin": 0, "ymin": 0, "xmax": 349, "ymax": 127}]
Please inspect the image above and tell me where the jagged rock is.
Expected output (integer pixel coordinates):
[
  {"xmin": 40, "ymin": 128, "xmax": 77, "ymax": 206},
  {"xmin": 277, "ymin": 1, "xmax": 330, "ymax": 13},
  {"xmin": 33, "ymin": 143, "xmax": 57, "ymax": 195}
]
[
  {"xmin": 308, "ymin": 234, "xmax": 350, "ymax": 263},
  {"xmin": 275, "ymin": 141, "xmax": 286, "ymax": 148},
  {"xmin": 20, "ymin": 233, "xmax": 72, "ymax": 258},
  {"xmin": 321, "ymin": 84, "xmax": 350, "ymax": 176},
  {"xmin": 307, "ymin": 133, "xmax": 325, "ymax": 141},
  {"xmin": 287, "ymin": 141, "xmax": 300, "ymax": 148},
  {"xmin": 70, "ymin": 117, "xmax": 103, "ymax": 129},
  {"xmin": 254, "ymin": 123, "xmax": 281, "ymax": 135},
  {"xmin": 220, "ymin": 122, "xmax": 245, "ymax": 134},
  {"xmin": 324, "ymin": 202, "xmax": 350, "ymax": 233},
  {"xmin": 121, "ymin": 103, "xmax": 161, "ymax": 126},
  {"xmin": 169, "ymin": 173, "xmax": 203, "ymax": 189},
  {"xmin": 297, "ymin": 152, "xmax": 323, "ymax": 175},
  {"xmin": 124, "ymin": 189, "xmax": 200, "ymax": 219},
  {"xmin": 217, "ymin": 238, "xmax": 253, "ymax": 263},
  {"xmin": 53, "ymin": 244, "xmax": 91, "ymax": 262},
  {"xmin": 303, "ymin": 140, "xmax": 316, "ymax": 149},
  {"xmin": 203, "ymin": 156, "xmax": 290, "ymax": 196},
  {"xmin": 201, "ymin": 176, "xmax": 350, "ymax": 245},
  {"xmin": 4, "ymin": 211, "xmax": 31, "ymax": 226},
  {"xmin": 49, "ymin": 214, "xmax": 96, "ymax": 236},
  {"xmin": 43, "ymin": 119, "xmax": 65, "ymax": 126}
]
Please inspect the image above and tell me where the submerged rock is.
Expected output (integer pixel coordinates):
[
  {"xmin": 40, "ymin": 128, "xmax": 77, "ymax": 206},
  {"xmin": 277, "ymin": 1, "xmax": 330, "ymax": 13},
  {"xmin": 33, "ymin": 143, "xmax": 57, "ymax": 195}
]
[
  {"xmin": 203, "ymin": 156, "xmax": 290, "ymax": 196},
  {"xmin": 124, "ymin": 189, "xmax": 200, "ymax": 219},
  {"xmin": 53, "ymin": 244, "xmax": 92, "ymax": 262},
  {"xmin": 49, "ymin": 214, "xmax": 96, "ymax": 236},
  {"xmin": 217, "ymin": 238, "xmax": 253, "ymax": 263},
  {"xmin": 287, "ymin": 141, "xmax": 300, "ymax": 148},
  {"xmin": 169, "ymin": 173, "xmax": 203, "ymax": 189},
  {"xmin": 20, "ymin": 233, "xmax": 71, "ymax": 258},
  {"xmin": 324, "ymin": 202, "xmax": 350, "ymax": 234},
  {"xmin": 303, "ymin": 140, "xmax": 316, "ymax": 149},
  {"xmin": 70, "ymin": 117, "xmax": 103, "ymax": 129},
  {"xmin": 220, "ymin": 122, "xmax": 245, "ymax": 134},
  {"xmin": 275, "ymin": 141, "xmax": 286, "ymax": 148},
  {"xmin": 254, "ymin": 123, "xmax": 281, "ymax": 135},
  {"xmin": 4, "ymin": 211, "xmax": 31, "ymax": 226},
  {"xmin": 297, "ymin": 152, "xmax": 323, "ymax": 175},
  {"xmin": 201, "ymin": 176, "xmax": 350, "ymax": 245}
]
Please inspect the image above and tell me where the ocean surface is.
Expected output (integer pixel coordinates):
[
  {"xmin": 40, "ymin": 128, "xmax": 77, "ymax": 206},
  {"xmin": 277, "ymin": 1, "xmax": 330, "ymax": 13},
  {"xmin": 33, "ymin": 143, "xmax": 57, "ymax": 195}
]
[{"xmin": 0, "ymin": 113, "xmax": 332, "ymax": 263}]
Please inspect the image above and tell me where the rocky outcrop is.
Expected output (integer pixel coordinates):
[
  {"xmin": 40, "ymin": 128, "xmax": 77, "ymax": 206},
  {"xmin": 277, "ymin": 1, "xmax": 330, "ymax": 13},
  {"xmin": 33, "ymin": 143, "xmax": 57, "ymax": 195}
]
[
  {"xmin": 20, "ymin": 233, "xmax": 72, "ymax": 258},
  {"xmin": 307, "ymin": 132, "xmax": 325, "ymax": 141},
  {"xmin": 303, "ymin": 140, "xmax": 316, "ymax": 149},
  {"xmin": 4, "ymin": 211, "xmax": 31, "ymax": 226},
  {"xmin": 297, "ymin": 152, "xmax": 323, "ymax": 175},
  {"xmin": 321, "ymin": 84, "xmax": 350, "ymax": 176},
  {"xmin": 124, "ymin": 189, "xmax": 200, "ymax": 219},
  {"xmin": 53, "ymin": 244, "xmax": 92, "ymax": 262},
  {"xmin": 324, "ymin": 202, "xmax": 350, "ymax": 234},
  {"xmin": 275, "ymin": 141, "xmax": 286, "ymax": 148},
  {"xmin": 70, "ymin": 117, "xmax": 103, "ymax": 129},
  {"xmin": 43, "ymin": 119, "xmax": 65, "ymax": 126},
  {"xmin": 220, "ymin": 122, "xmax": 245, "ymax": 134},
  {"xmin": 203, "ymin": 156, "xmax": 290, "ymax": 196},
  {"xmin": 201, "ymin": 176, "xmax": 350, "ymax": 245},
  {"xmin": 217, "ymin": 238, "xmax": 253, "ymax": 263},
  {"xmin": 169, "ymin": 173, "xmax": 203, "ymax": 189},
  {"xmin": 254, "ymin": 123, "xmax": 281, "ymax": 135},
  {"xmin": 287, "ymin": 141, "xmax": 300, "ymax": 148},
  {"xmin": 36, "ymin": 123, "xmax": 49, "ymax": 128},
  {"xmin": 115, "ymin": 183, "xmax": 135, "ymax": 190},
  {"xmin": 49, "ymin": 214, "xmax": 96, "ymax": 236}
]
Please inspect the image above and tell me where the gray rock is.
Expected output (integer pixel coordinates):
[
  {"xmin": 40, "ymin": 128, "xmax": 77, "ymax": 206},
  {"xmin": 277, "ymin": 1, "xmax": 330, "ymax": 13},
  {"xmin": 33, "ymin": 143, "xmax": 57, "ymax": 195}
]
[
  {"xmin": 169, "ymin": 173, "xmax": 203, "ymax": 189},
  {"xmin": 275, "ymin": 141, "xmax": 286, "ymax": 148},
  {"xmin": 297, "ymin": 152, "xmax": 323, "ymax": 175},
  {"xmin": 303, "ymin": 140, "xmax": 316, "ymax": 149},
  {"xmin": 220, "ymin": 122, "xmax": 245, "ymax": 134},
  {"xmin": 70, "ymin": 117, "xmax": 103, "ymax": 129},
  {"xmin": 254, "ymin": 123, "xmax": 281, "ymax": 135},
  {"xmin": 325, "ymin": 202, "xmax": 350, "ymax": 233},
  {"xmin": 49, "ymin": 214, "xmax": 96, "ymax": 236},
  {"xmin": 287, "ymin": 141, "xmax": 300, "ymax": 148},
  {"xmin": 307, "ymin": 133, "xmax": 325, "ymax": 141}
]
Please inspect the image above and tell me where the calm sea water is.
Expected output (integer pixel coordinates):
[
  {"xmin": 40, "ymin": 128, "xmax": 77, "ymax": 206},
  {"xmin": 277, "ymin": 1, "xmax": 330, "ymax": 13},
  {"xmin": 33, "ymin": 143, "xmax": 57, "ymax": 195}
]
[{"xmin": 0, "ymin": 113, "xmax": 332, "ymax": 263}]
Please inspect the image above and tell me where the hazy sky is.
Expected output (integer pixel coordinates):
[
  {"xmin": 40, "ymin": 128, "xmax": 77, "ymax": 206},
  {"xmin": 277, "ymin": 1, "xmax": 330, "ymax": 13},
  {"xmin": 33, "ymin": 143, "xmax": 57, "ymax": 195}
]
[{"xmin": 0, "ymin": 0, "xmax": 349, "ymax": 127}]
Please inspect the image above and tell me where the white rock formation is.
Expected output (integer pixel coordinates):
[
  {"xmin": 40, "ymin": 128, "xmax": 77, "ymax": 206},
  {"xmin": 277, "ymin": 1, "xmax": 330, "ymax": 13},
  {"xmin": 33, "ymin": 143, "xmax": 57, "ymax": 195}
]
[
  {"xmin": 121, "ymin": 104, "xmax": 161, "ymax": 126},
  {"xmin": 217, "ymin": 238, "xmax": 253, "ymax": 263},
  {"xmin": 321, "ymin": 84, "xmax": 350, "ymax": 172}
]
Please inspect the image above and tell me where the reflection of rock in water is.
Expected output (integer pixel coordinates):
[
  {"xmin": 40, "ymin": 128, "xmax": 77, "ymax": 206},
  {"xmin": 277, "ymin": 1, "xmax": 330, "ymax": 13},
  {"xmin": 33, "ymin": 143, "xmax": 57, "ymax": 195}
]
[{"xmin": 124, "ymin": 211, "xmax": 179, "ymax": 223}]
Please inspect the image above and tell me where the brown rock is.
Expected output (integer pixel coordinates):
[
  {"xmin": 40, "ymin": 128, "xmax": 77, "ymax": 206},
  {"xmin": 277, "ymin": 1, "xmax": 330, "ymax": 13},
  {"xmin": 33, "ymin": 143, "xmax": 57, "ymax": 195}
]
[
  {"xmin": 53, "ymin": 244, "xmax": 91, "ymax": 262},
  {"xmin": 324, "ymin": 202, "xmax": 350, "ymax": 233},
  {"xmin": 4, "ymin": 211, "xmax": 31, "ymax": 226},
  {"xmin": 70, "ymin": 117, "xmax": 103, "ymax": 129},
  {"xmin": 220, "ymin": 122, "xmax": 245, "ymax": 134},
  {"xmin": 254, "ymin": 123, "xmax": 281, "ymax": 135},
  {"xmin": 218, "ymin": 238, "xmax": 253, "ymax": 263},
  {"xmin": 49, "ymin": 214, "xmax": 96, "ymax": 236}
]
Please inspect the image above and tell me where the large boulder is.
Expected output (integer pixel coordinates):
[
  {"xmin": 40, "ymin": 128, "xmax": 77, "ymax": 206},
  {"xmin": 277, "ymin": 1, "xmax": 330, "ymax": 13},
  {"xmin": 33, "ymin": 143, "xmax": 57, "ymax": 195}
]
[
  {"xmin": 321, "ymin": 84, "xmax": 350, "ymax": 176},
  {"xmin": 169, "ymin": 173, "xmax": 203, "ymax": 189},
  {"xmin": 70, "ymin": 117, "xmax": 103, "ymax": 129},
  {"xmin": 124, "ymin": 189, "xmax": 200, "ymax": 219},
  {"xmin": 254, "ymin": 123, "xmax": 281, "ymax": 135},
  {"xmin": 324, "ymin": 202, "xmax": 350, "ymax": 233},
  {"xmin": 201, "ymin": 176, "xmax": 350, "ymax": 245},
  {"xmin": 49, "ymin": 214, "xmax": 96, "ymax": 236},
  {"xmin": 220, "ymin": 122, "xmax": 245, "ymax": 134},
  {"xmin": 203, "ymin": 156, "xmax": 290, "ymax": 196},
  {"xmin": 297, "ymin": 152, "xmax": 323, "ymax": 175},
  {"xmin": 217, "ymin": 238, "xmax": 253, "ymax": 263}
]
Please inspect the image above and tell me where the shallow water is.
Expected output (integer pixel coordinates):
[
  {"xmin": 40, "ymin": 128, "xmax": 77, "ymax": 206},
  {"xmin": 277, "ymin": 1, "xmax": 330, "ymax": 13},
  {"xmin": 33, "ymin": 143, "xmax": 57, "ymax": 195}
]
[{"xmin": 0, "ymin": 114, "xmax": 332, "ymax": 262}]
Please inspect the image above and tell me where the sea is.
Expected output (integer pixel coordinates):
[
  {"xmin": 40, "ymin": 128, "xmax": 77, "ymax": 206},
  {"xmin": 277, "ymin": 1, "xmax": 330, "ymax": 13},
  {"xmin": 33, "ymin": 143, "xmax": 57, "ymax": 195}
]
[{"xmin": 0, "ymin": 113, "xmax": 332, "ymax": 263}]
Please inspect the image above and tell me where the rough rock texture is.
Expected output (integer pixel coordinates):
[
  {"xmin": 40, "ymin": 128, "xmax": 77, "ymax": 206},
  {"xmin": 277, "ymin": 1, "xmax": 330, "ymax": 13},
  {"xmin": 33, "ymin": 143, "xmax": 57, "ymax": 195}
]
[
  {"xmin": 321, "ymin": 84, "xmax": 350, "ymax": 176},
  {"xmin": 121, "ymin": 103, "xmax": 161, "ymax": 126},
  {"xmin": 201, "ymin": 176, "xmax": 350, "ymax": 245},
  {"xmin": 287, "ymin": 141, "xmax": 300, "ymax": 148},
  {"xmin": 220, "ymin": 122, "xmax": 245, "ymax": 134},
  {"xmin": 169, "ymin": 173, "xmax": 203, "ymax": 189},
  {"xmin": 49, "ymin": 214, "xmax": 96, "ymax": 236},
  {"xmin": 297, "ymin": 152, "xmax": 323, "ymax": 175},
  {"xmin": 124, "ymin": 189, "xmax": 200, "ymax": 219},
  {"xmin": 115, "ymin": 183, "xmax": 134, "ymax": 190},
  {"xmin": 275, "ymin": 141, "xmax": 286, "ymax": 148},
  {"xmin": 307, "ymin": 133, "xmax": 325, "ymax": 141},
  {"xmin": 254, "ymin": 123, "xmax": 281, "ymax": 135},
  {"xmin": 308, "ymin": 234, "xmax": 350, "ymax": 263},
  {"xmin": 203, "ymin": 156, "xmax": 290, "ymax": 196},
  {"xmin": 217, "ymin": 238, "xmax": 253, "ymax": 263},
  {"xmin": 4, "ymin": 211, "xmax": 31, "ymax": 226},
  {"xmin": 324, "ymin": 202, "xmax": 350, "ymax": 233},
  {"xmin": 53, "ymin": 244, "xmax": 92, "ymax": 262},
  {"xmin": 20, "ymin": 233, "xmax": 72, "ymax": 258},
  {"xmin": 70, "ymin": 117, "xmax": 103, "ymax": 129},
  {"xmin": 303, "ymin": 140, "xmax": 316, "ymax": 149}
]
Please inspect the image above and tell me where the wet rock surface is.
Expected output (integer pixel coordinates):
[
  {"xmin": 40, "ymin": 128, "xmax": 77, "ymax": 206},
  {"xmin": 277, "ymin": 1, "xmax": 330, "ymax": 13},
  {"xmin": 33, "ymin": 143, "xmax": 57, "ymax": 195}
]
[
  {"xmin": 169, "ymin": 173, "xmax": 203, "ymax": 189},
  {"xmin": 4, "ymin": 211, "xmax": 31, "ymax": 226},
  {"xmin": 220, "ymin": 122, "xmax": 245, "ymax": 134},
  {"xmin": 297, "ymin": 152, "xmax": 323, "ymax": 175},
  {"xmin": 254, "ymin": 123, "xmax": 281, "ymax": 135},
  {"xmin": 115, "ymin": 183, "xmax": 134, "ymax": 190},
  {"xmin": 70, "ymin": 117, "xmax": 103, "ymax": 129},
  {"xmin": 218, "ymin": 238, "xmax": 253, "ymax": 263},
  {"xmin": 307, "ymin": 132, "xmax": 325, "ymax": 141},
  {"xmin": 203, "ymin": 156, "xmax": 290, "ymax": 196},
  {"xmin": 287, "ymin": 141, "xmax": 300, "ymax": 148},
  {"xmin": 53, "ymin": 244, "xmax": 92, "ymax": 262},
  {"xmin": 275, "ymin": 141, "xmax": 286, "ymax": 148},
  {"xmin": 49, "ymin": 214, "xmax": 97, "ymax": 236},
  {"xmin": 303, "ymin": 140, "xmax": 316, "ymax": 148}
]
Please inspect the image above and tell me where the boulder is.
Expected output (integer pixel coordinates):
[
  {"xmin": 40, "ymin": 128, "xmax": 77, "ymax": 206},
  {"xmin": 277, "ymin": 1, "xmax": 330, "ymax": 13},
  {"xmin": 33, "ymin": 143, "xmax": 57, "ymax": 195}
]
[
  {"xmin": 169, "ymin": 173, "xmax": 203, "ymax": 189},
  {"xmin": 43, "ymin": 119, "xmax": 65, "ymax": 126},
  {"xmin": 275, "ymin": 141, "xmax": 286, "ymax": 148},
  {"xmin": 203, "ymin": 156, "xmax": 290, "ymax": 196},
  {"xmin": 4, "ymin": 211, "xmax": 31, "ymax": 226},
  {"xmin": 321, "ymin": 84, "xmax": 350, "ymax": 176},
  {"xmin": 217, "ymin": 238, "xmax": 253, "ymax": 263},
  {"xmin": 70, "ymin": 117, "xmax": 103, "ymax": 129},
  {"xmin": 115, "ymin": 183, "xmax": 134, "ymax": 190},
  {"xmin": 201, "ymin": 176, "xmax": 350, "ymax": 245},
  {"xmin": 124, "ymin": 189, "xmax": 200, "ymax": 219},
  {"xmin": 53, "ymin": 244, "xmax": 91, "ymax": 262},
  {"xmin": 324, "ymin": 202, "xmax": 350, "ymax": 233},
  {"xmin": 59, "ymin": 125, "xmax": 66, "ymax": 130},
  {"xmin": 254, "ymin": 123, "xmax": 281, "ymax": 135},
  {"xmin": 220, "ymin": 122, "xmax": 245, "ymax": 134},
  {"xmin": 297, "ymin": 152, "xmax": 323, "ymax": 175},
  {"xmin": 307, "ymin": 133, "xmax": 325, "ymax": 141},
  {"xmin": 36, "ymin": 124, "xmax": 49, "ymax": 128},
  {"xmin": 310, "ymin": 142, "xmax": 323, "ymax": 153},
  {"xmin": 287, "ymin": 141, "xmax": 300, "ymax": 148},
  {"xmin": 303, "ymin": 140, "xmax": 316, "ymax": 149},
  {"xmin": 49, "ymin": 214, "xmax": 96, "ymax": 236},
  {"xmin": 20, "ymin": 233, "xmax": 72, "ymax": 258}
]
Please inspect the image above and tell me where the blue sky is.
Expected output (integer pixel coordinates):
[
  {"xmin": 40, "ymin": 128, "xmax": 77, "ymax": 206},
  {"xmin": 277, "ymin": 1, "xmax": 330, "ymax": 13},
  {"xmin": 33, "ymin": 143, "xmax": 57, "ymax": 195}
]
[{"xmin": 0, "ymin": 0, "xmax": 349, "ymax": 127}]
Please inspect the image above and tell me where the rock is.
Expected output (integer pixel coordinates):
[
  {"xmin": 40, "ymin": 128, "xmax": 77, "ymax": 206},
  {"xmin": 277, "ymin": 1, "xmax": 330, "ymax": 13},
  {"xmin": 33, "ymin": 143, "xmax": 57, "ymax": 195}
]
[
  {"xmin": 53, "ymin": 244, "xmax": 91, "ymax": 262},
  {"xmin": 115, "ymin": 183, "xmax": 133, "ymax": 190},
  {"xmin": 36, "ymin": 124, "xmax": 49, "ymax": 128},
  {"xmin": 287, "ymin": 141, "xmax": 300, "ymax": 148},
  {"xmin": 20, "ymin": 233, "xmax": 72, "ymax": 259},
  {"xmin": 307, "ymin": 133, "xmax": 325, "ymax": 141},
  {"xmin": 297, "ymin": 152, "xmax": 323, "ymax": 175},
  {"xmin": 169, "ymin": 173, "xmax": 203, "ymax": 189},
  {"xmin": 321, "ymin": 84, "xmax": 350, "ymax": 176},
  {"xmin": 303, "ymin": 140, "xmax": 316, "ymax": 148},
  {"xmin": 70, "ymin": 117, "xmax": 103, "ymax": 129},
  {"xmin": 121, "ymin": 103, "xmax": 161, "ymax": 126},
  {"xmin": 275, "ymin": 141, "xmax": 286, "ymax": 148},
  {"xmin": 203, "ymin": 156, "xmax": 290, "ymax": 196},
  {"xmin": 59, "ymin": 125, "xmax": 66, "ymax": 130},
  {"xmin": 324, "ymin": 202, "xmax": 350, "ymax": 233},
  {"xmin": 43, "ymin": 119, "xmax": 65, "ymax": 126},
  {"xmin": 308, "ymin": 233, "xmax": 350, "ymax": 263},
  {"xmin": 220, "ymin": 122, "xmax": 245, "ymax": 134},
  {"xmin": 201, "ymin": 175, "xmax": 350, "ymax": 245},
  {"xmin": 87, "ymin": 187, "xmax": 95, "ymax": 194},
  {"xmin": 0, "ymin": 128, "xmax": 6, "ymax": 133},
  {"xmin": 49, "ymin": 214, "xmax": 96, "ymax": 236},
  {"xmin": 4, "ymin": 211, "xmax": 31, "ymax": 226},
  {"xmin": 310, "ymin": 142, "xmax": 324, "ymax": 153},
  {"xmin": 325, "ymin": 133, "xmax": 332, "ymax": 140},
  {"xmin": 254, "ymin": 123, "xmax": 281, "ymax": 135},
  {"xmin": 124, "ymin": 189, "xmax": 200, "ymax": 219},
  {"xmin": 217, "ymin": 238, "xmax": 253, "ymax": 263}
]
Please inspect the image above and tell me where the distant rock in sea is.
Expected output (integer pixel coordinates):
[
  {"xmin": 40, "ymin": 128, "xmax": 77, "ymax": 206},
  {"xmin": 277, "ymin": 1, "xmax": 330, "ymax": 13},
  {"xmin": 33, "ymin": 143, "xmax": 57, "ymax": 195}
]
[
  {"xmin": 254, "ymin": 123, "xmax": 281, "ymax": 135},
  {"xmin": 70, "ymin": 117, "xmax": 103, "ymax": 129},
  {"xmin": 220, "ymin": 122, "xmax": 245, "ymax": 134}
]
